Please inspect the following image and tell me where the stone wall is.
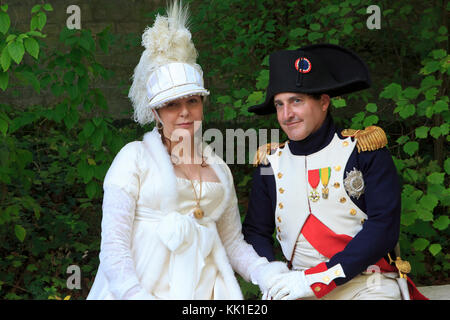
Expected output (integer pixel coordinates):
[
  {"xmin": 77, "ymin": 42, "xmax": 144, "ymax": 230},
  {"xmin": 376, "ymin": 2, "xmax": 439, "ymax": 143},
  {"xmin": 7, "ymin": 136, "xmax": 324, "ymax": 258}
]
[{"xmin": 3, "ymin": 0, "xmax": 165, "ymax": 120}]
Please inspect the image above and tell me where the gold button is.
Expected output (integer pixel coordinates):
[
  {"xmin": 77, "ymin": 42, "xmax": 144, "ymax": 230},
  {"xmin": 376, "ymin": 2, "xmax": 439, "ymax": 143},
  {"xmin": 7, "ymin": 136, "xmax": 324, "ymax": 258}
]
[
  {"xmin": 361, "ymin": 219, "xmax": 365, "ymax": 225},
  {"xmin": 323, "ymin": 276, "xmax": 330, "ymax": 282},
  {"xmin": 278, "ymin": 151, "xmax": 282, "ymax": 156},
  {"xmin": 277, "ymin": 226, "xmax": 281, "ymax": 233},
  {"xmin": 334, "ymin": 182, "xmax": 340, "ymax": 188},
  {"xmin": 343, "ymin": 141, "xmax": 349, "ymax": 147},
  {"xmin": 278, "ymin": 234, "xmax": 282, "ymax": 241},
  {"xmin": 334, "ymin": 165, "xmax": 341, "ymax": 171},
  {"xmin": 334, "ymin": 269, "xmax": 341, "ymax": 276},
  {"xmin": 279, "ymin": 187, "xmax": 285, "ymax": 194},
  {"xmin": 350, "ymin": 208, "xmax": 357, "ymax": 216},
  {"xmin": 340, "ymin": 197, "xmax": 346, "ymax": 203},
  {"xmin": 277, "ymin": 216, "xmax": 282, "ymax": 223},
  {"xmin": 278, "ymin": 203, "xmax": 284, "ymax": 209},
  {"xmin": 314, "ymin": 286, "xmax": 321, "ymax": 292},
  {"xmin": 277, "ymin": 172, "xmax": 283, "ymax": 179}
]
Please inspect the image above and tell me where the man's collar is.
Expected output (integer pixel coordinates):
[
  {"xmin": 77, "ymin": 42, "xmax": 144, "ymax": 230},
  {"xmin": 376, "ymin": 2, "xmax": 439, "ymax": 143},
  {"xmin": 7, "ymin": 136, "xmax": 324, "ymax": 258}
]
[{"xmin": 287, "ymin": 114, "xmax": 336, "ymax": 156}]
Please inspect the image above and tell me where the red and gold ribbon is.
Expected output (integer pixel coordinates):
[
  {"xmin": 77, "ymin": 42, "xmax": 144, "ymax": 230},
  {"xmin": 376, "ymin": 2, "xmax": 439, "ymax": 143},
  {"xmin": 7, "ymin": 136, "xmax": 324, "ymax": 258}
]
[{"xmin": 308, "ymin": 169, "xmax": 320, "ymax": 202}]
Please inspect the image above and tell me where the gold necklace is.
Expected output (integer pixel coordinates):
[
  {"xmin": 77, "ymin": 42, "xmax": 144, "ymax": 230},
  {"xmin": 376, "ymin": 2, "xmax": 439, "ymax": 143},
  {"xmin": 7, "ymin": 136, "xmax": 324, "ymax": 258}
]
[{"xmin": 179, "ymin": 166, "xmax": 204, "ymax": 219}]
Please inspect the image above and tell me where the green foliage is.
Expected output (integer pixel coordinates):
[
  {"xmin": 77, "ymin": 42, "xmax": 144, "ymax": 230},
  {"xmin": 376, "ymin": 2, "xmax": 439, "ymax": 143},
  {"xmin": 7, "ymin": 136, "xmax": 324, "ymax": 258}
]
[{"xmin": 0, "ymin": 3, "xmax": 137, "ymax": 299}]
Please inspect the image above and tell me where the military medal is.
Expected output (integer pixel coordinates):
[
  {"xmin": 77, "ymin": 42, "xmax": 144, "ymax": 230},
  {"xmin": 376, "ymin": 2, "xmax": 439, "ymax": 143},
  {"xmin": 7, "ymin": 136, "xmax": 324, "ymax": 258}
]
[
  {"xmin": 319, "ymin": 167, "xmax": 331, "ymax": 199},
  {"xmin": 308, "ymin": 169, "xmax": 320, "ymax": 202},
  {"xmin": 344, "ymin": 168, "xmax": 365, "ymax": 199}
]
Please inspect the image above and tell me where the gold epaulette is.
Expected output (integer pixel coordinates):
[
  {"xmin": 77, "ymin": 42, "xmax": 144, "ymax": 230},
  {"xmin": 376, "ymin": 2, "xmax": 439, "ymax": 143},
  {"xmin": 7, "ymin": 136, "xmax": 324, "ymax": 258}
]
[
  {"xmin": 341, "ymin": 126, "xmax": 388, "ymax": 153},
  {"xmin": 253, "ymin": 142, "xmax": 286, "ymax": 167}
]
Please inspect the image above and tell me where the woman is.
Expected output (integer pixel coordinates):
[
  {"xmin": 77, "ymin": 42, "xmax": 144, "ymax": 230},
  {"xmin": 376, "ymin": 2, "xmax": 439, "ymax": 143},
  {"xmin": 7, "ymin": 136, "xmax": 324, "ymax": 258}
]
[{"xmin": 87, "ymin": 1, "xmax": 287, "ymax": 300}]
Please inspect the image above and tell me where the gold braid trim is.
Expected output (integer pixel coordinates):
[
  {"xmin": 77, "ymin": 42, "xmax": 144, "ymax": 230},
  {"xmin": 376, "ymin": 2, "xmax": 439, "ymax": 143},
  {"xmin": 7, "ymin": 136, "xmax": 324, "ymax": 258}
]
[
  {"xmin": 341, "ymin": 126, "xmax": 388, "ymax": 153},
  {"xmin": 253, "ymin": 142, "xmax": 286, "ymax": 167}
]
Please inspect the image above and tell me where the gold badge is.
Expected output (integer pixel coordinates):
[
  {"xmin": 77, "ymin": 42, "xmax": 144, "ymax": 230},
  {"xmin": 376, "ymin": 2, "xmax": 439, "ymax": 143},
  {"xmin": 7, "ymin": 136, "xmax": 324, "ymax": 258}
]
[{"xmin": 344, "ymin": 168, "xmax": 365, "ymax": 199}]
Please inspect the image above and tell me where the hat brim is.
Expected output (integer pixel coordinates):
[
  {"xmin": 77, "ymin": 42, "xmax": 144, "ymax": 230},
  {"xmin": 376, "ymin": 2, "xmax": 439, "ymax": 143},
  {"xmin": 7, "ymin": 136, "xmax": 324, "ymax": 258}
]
[
  {"xmin": 149, "ymin": 83, "xmax": 210, "ymax": 109},
  {"xmin": 248, "ymin": 79, "xmax": 370, "ymax": 115}
]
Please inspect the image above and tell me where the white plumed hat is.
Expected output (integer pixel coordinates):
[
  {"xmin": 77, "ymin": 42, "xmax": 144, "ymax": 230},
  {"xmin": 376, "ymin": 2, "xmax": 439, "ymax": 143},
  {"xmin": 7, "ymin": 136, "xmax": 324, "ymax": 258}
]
[{"xmin": 128, "ymin": 1, "xmax": 209, "ymax": 125}]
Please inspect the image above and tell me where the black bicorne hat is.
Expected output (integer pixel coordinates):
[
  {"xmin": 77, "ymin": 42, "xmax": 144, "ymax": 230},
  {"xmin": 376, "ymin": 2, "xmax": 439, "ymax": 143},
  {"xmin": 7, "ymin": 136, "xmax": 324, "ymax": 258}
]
[{"xmin": 248, "ymin": 43, "xmax": 371, "ymax": 115}]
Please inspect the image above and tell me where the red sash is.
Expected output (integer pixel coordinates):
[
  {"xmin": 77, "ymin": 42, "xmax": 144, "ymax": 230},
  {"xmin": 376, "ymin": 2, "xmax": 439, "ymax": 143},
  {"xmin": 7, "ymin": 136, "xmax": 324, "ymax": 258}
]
[{"xmin": 298, "ymin": 213, "xmax": 428, "ymax": 300}]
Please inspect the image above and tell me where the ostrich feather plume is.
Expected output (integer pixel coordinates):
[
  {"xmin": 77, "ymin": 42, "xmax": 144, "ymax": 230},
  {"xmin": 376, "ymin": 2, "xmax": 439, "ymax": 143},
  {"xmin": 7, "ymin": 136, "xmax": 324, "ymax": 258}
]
[{"xmin": 129, "ymin": 1, "xmax": 202, "ymax": 125}]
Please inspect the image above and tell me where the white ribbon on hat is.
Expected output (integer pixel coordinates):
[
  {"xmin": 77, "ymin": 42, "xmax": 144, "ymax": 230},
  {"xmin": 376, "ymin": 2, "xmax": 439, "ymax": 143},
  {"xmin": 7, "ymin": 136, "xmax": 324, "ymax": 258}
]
[{"xmin": 146, "ymin": 62, "xmax": 209, "ymax": 109}]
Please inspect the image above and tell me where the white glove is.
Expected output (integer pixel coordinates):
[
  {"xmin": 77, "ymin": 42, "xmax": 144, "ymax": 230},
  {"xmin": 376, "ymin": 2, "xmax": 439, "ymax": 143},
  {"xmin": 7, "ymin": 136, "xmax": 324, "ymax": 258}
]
[
  {"xmin": 250, "ymin": 261, "xmax": 289, "ymax": 298},
  {"xmin": 267, "ymin": 270, "xmax": 314, "ymax": 300}
]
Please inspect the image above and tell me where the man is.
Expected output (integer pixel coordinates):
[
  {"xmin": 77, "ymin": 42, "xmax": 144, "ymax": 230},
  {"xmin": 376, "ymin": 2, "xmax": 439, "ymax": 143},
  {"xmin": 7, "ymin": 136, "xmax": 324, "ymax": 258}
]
[{"xmin": 243, "ymin": 44, "xmax": 427, "ymax": 300}]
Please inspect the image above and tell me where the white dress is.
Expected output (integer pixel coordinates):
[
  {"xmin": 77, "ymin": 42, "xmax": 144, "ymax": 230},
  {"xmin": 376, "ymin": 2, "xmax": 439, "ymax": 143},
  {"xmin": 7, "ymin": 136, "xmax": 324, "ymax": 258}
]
[
  {"xmin": 87, "ymin": 128, "xmax": 268, "ymax": 300},
  {"xmin": 150, "ymin": 177, "xmax": 229, "ymax": 299}
]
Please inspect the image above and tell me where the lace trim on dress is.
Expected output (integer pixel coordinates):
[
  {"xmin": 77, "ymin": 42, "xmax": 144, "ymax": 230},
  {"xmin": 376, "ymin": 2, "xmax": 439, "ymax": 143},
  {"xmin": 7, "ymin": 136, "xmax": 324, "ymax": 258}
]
[{"xmin": 100, "ymin": 185, "xmax": 152, "ymax": 299}]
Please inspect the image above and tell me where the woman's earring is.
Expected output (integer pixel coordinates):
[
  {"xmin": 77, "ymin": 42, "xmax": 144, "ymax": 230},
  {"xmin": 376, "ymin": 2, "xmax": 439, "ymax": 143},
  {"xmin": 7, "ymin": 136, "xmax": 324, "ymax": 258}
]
[{"xmin": 156, "ymin": 121, "xmax": 163, "ymax": 130}]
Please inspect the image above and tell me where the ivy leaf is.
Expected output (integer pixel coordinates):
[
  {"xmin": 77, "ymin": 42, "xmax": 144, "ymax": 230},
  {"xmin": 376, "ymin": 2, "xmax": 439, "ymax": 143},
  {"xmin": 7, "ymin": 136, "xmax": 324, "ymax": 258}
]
[
  {"xmin": 440, "ymin": 123, "xmax": 449, "ymax": 136},
  {"xmin": 223, "ymin": 106, "xmax": 236, "ymax": 121},
  {"xmin": 307, "ymin": 32, "xmax": 323, "ymax": 42},
  {"xmin": 418, "ymin": 209, "xmax": 434, "ymax": 221},
  {"xmin": 255, "ymin": 70, "xmax": 269, "ymax": 90},
  {"xmin": 31, "ymin": 4, "xmax": 42, "ymax": 14},
  {"xmin": 0, "ymin": 11, "xmax": 10, "ymax": 34},
  {"xmin": 415, "ymin": 126, "xmax": 429, "ymax": 139},
  {"xmin": 37, "ymin": 12, "xmax": 47, "ymax": 31},
  {"xmin": 310, "ymin": 23, "xmax": 321, "ymax": 31},
  {"xmin": 86, "ymin": 180, "xmax": 98, "ymax": 199},
  {"xmin": 419, "ymin": 194, "xmax": 439, "ymax": 210},
  {"xmin": 403, "ymin": 141, "xmax": 418, "ymax": 156},
  {"xmin": 343, "ymin": 24, "xmax": 353, "ymax": 34},
  {"xmin": 91, "ymin": 127, "xmax": 104, "ymax": 149},
  {"xmin": 444, "ymin": 158, "xmax": 450, "ymax": 175},
  {"xmin": 351, "ymin": 111, "xmax": 365, "ymax": 127},
  {"xmin": 399, "ymin": 104, "xmax": 415, "ymax": 119},
  {"xmin": 24, "ymin": 37, "xmax": 39, "ymax": 59},
  {"xmin": 332, "ymin": 98, "xmax": 346, "ymax": 108},
  {"xmin": 289, "ymin": 28, "xmax": 307, "ymax": 38},
  {"xmin": 431, "ymin": 49, "xmax": 447, "ymax": 59},
  {"xmin": 400, "ymin": 212, "xmax": 417, "ymax": 226},
  {"xmin": 63, "ymin": 106, "xmax": 79, "ymax": 130},
  {"xmin": 1, "ymin": 46, "xmax": 11, "ymax": 71},
  {"xmin": 412, "ymin": 238, "xmax": 429, "ymax": 251},
  {"xmin": 430, "ymin": 126, "xmax": 442, "ymax": 138},
  {"xmin": 403, "ymin": 87, "xmax": 420, "ymax": 99},
  {"xmin": 380, "ymin": 83, "xmax": 402, "ymax": 100},
  {"xmin": 365, "ymin": 103, "xmax": 377, "ymax": 113},
  {"xmin": 425, "ymin": 87, "xmax": 438, "ymax": 101},
  {"xmin": 396, "ymin": 135, "xmax": 409, "ymax": 145},
  {"xmin": 363, "ymin": 115, "xmax": 378, "ymax": 127},
  {"xmin": 247, "ymin": 91, "xmax": 264, "ymax": 105},
  {"xmin": 8, "ymin": 40, "xmax": 25, "ymax": 64},
  {"xmin": 420, "ymin": 75, "xmax": 442, "ymax": 90},
  {"xmin": 433, "ymin": 216, "xmax": 449, "ymax": 231},
  {"xmin": 43, "ymin": 4, "xmax": 53, "ymax": 11},
  {"xmin": 429, "ymin": 244, "xmax": 442, "ymax": 256},
  {"xmin": 427, "ymin": 172, "xmax": 444, "ymax": 185},
  {"xmin": 422, "ymin": 60, "xmax": 441, "ymax": 74},
  {"xmin": 14, "ymin": 225, "xmax": 26, "ymax": 242},
  {"xmin": 81, "ymin": 121, "xmax": 95, "ymax": 138}
]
